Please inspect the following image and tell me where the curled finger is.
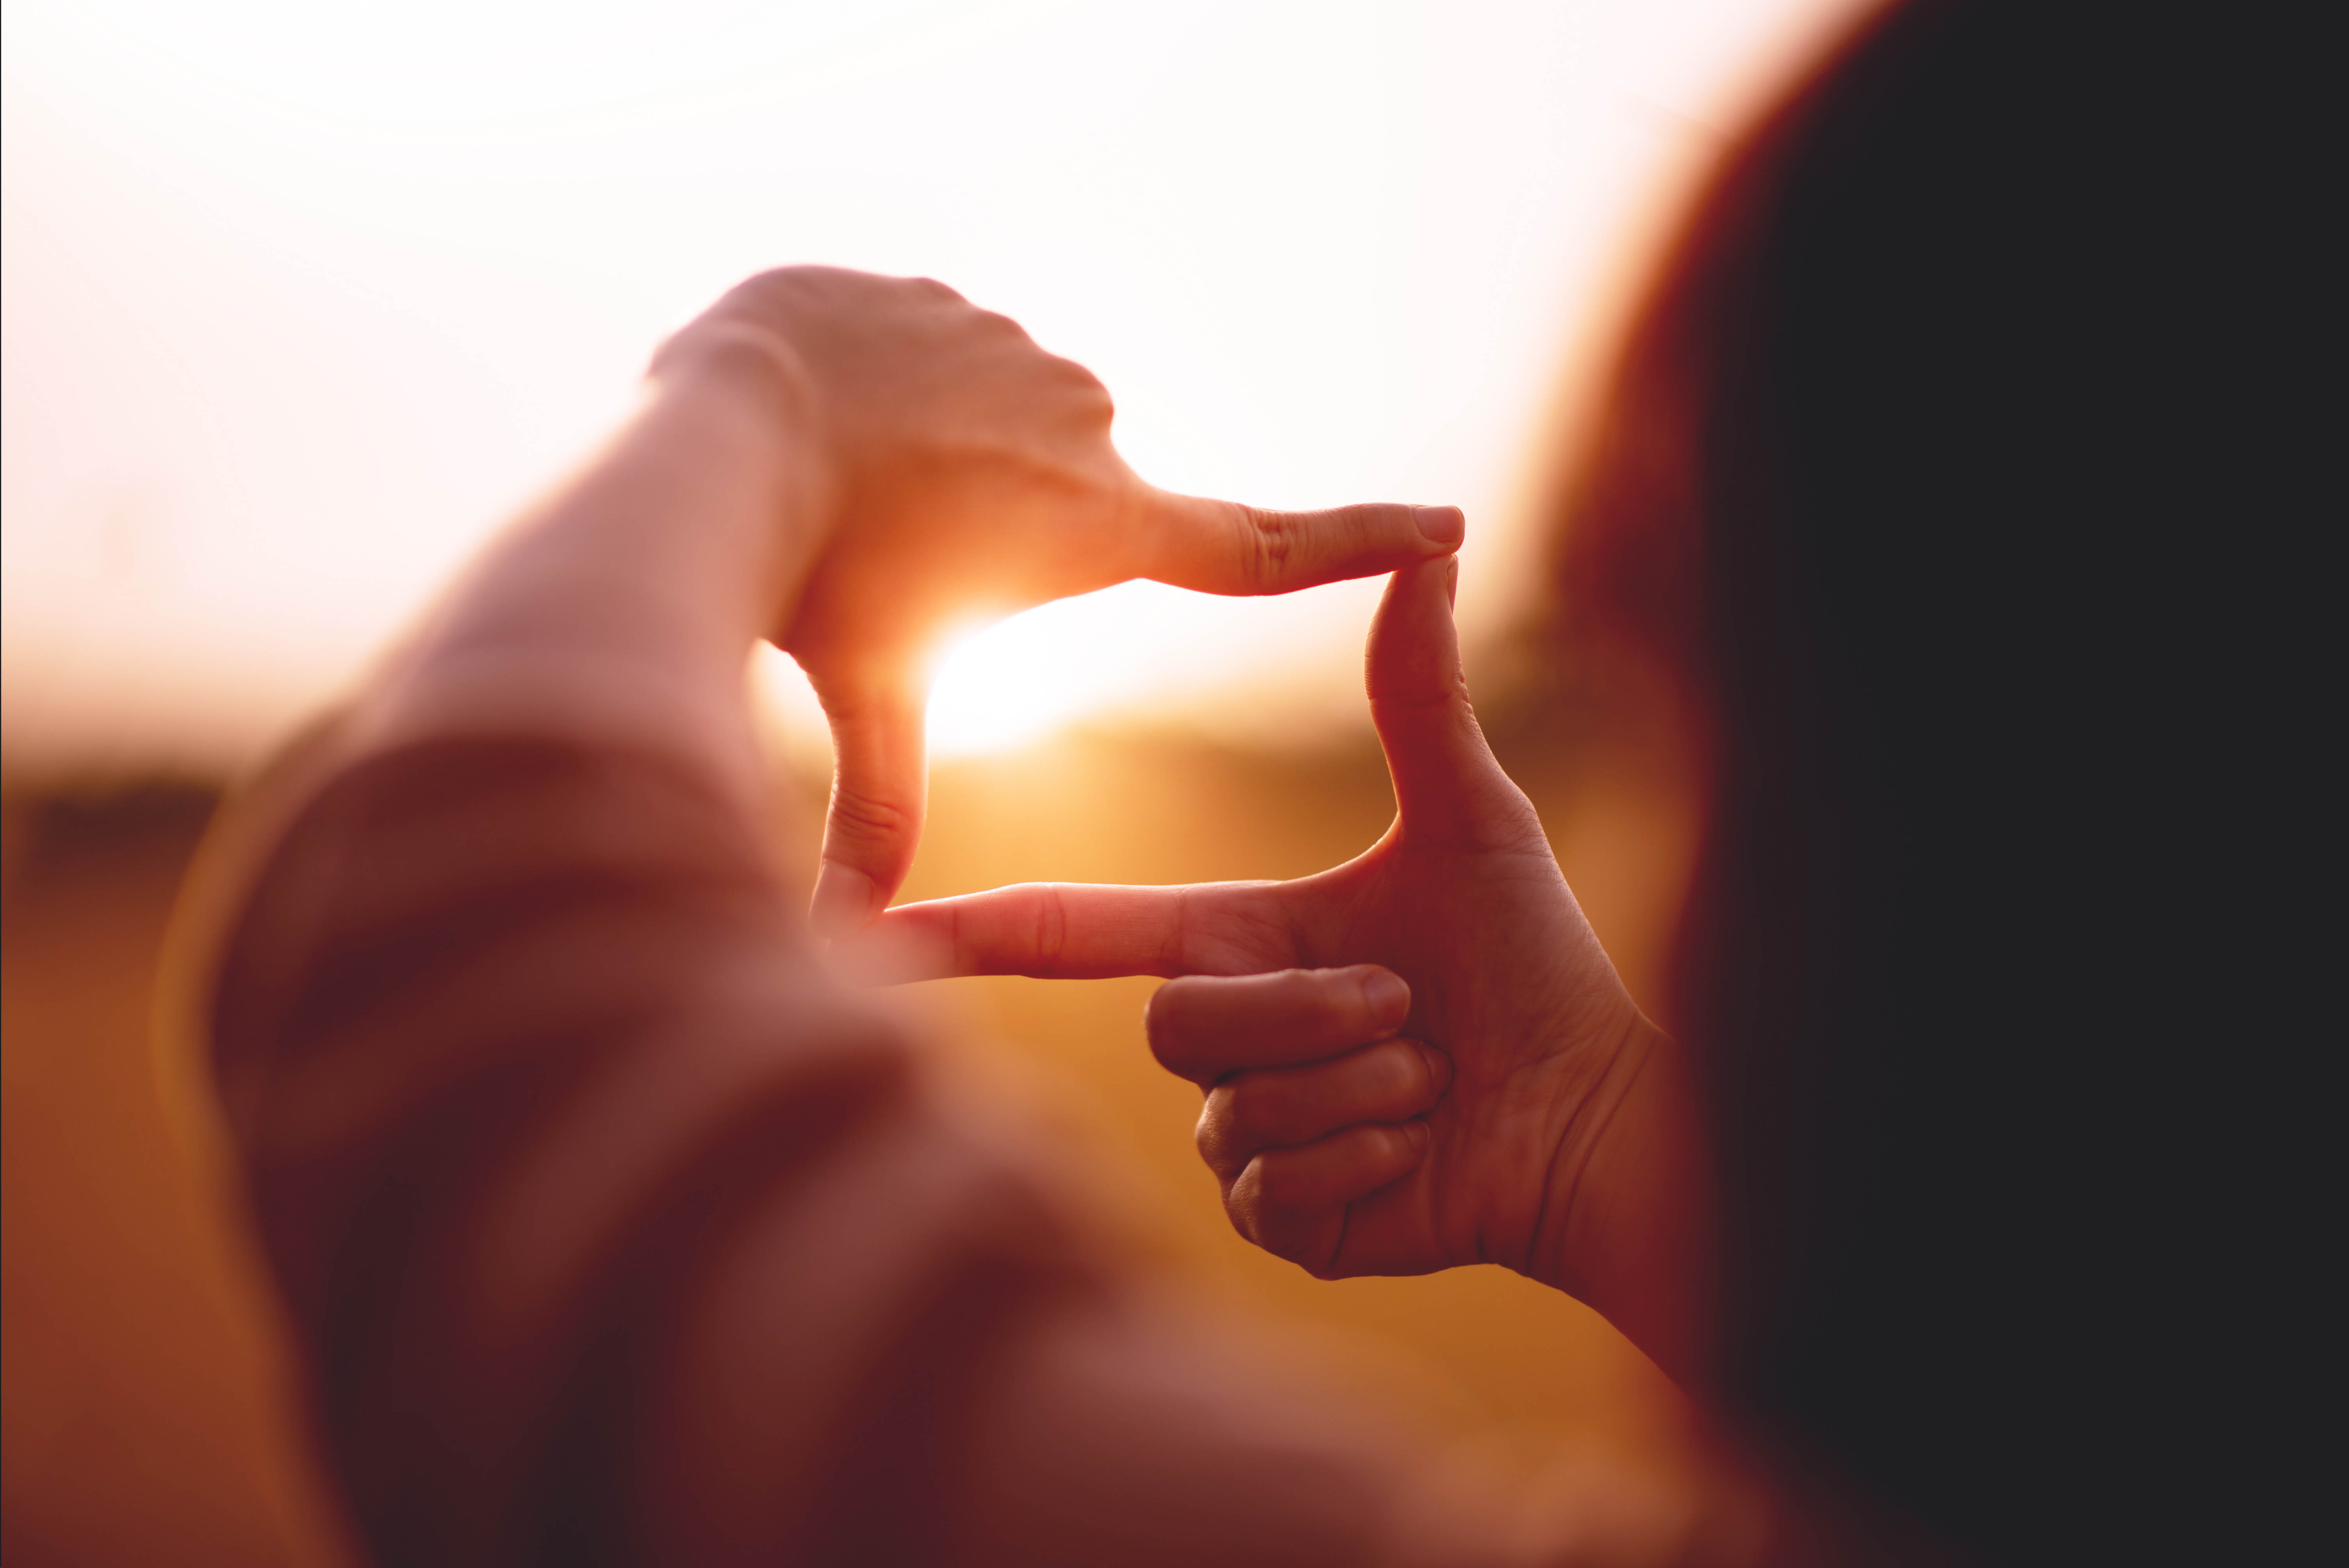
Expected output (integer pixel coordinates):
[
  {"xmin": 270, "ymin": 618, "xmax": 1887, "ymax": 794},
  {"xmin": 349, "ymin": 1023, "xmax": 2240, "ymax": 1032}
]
[
  {"xmin": 1196, "ymin": 1037, "xmax": 1452, "ymax": 1178},
  {"xmin": 1226, "ymin": 1122, "xmax": 1431, "ymax": 1275},
  {"xmin": 1147, "ymin": 966, "xmax": 1410, "ymax": 1086}
]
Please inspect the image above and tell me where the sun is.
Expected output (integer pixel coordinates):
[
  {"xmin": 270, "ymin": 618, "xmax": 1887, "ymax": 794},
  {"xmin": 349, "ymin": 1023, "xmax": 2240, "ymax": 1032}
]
[{"xmin": 923, "ymin": 608, "xmax": 1104, "ymax": 757}]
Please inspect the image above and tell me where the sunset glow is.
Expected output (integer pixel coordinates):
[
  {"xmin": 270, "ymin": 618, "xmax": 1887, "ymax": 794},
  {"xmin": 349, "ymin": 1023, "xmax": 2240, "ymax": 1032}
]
[
  {"xmin": 3, "ymin": 0, "xmax": 1868, "ymax": 777},
  {"xmin": 925, "ymin": 615, "xmax": 1089, "ymax": 759}
]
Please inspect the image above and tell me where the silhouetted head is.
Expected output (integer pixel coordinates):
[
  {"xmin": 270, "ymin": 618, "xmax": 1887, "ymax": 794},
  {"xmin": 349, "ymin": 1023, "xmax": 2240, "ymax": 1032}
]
[{"xmin": 1551, "ymin": 2, "xmax": 2321, "ymax": 1560}]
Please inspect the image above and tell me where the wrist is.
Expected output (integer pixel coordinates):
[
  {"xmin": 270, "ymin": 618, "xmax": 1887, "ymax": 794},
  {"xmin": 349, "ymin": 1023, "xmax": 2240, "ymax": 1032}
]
[
  {"xmin": 1524, "ymin": 1006, "xmax": 1654, "ymax": 1292},
  {"xmin": 1529, "ymin": 1017, "xmax": 1714, "ymax": 1384},
  {"xmin": 364, "ymin": 339, "xmax": 834, "ymax": 788},
  {"xmin": 648, "ymin": 319, "xmax": 841, "ymax": 602}
]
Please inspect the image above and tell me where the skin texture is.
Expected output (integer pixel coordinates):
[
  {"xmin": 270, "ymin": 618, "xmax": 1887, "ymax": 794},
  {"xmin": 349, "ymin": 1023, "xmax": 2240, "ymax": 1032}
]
[{"xmin": 848, "ymin": 562, "xmax": 1707, "ymax": 1378}]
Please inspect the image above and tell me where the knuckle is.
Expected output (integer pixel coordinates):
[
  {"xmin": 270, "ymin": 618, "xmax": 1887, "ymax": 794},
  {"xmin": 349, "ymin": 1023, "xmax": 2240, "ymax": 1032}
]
[
  {"xmin": 975, "ymin": 307, "xmax": 1027, "ymax": 338},
  {"xmin": 1226, "ymin": 1165, "xmax": 1322, "ymax": 1270},
  {"xmin": 1194, "ymin": 1097, "xmax": 1235, "ymax": 1167},
  {"xmin": 1163, "ymin": 884, "xmax": 1205, "ymax": 976},
  {"xmin": 1235, "ymin": 504, "xmax": 1297, "ymax": 592},
  {"xmin": 1033, "ymin": 884, "xmax": 1070, "ymax": 969},
  {"xmin": 730, "ymin": 266, "xmax": 806, "ymax": 307},
  {"xmin": 1263, "ymin": 966, "xmax": 1329, "ymax": 1030},
  {"xmin": 1275, "ymin": 964, "xmax": 1324, "ymax": 1001},
  {"xmin": 1048, "ymin": 353, "xmax": 1107, "ymax": 391},
  {"xmin": 1223, "ymin": 1187, "xmax": 1271, "ymax": 1251},
  {"xmin": 826, "ymin": 785, "xmax": 919, "ymax": 843},
  {"xmin": 1059, "ymin": 364, "xmax": 1115, "ymax": 425},
  {"xmin": 697, "ymin": 269, "xmax": 818, "ymax": 341}
]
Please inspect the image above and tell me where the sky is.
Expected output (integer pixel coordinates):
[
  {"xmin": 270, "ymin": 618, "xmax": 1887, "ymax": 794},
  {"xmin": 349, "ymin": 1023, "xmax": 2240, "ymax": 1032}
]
[{"xmin": 2, "ymin": 0, "xmax": 1867, "ymax": 780}]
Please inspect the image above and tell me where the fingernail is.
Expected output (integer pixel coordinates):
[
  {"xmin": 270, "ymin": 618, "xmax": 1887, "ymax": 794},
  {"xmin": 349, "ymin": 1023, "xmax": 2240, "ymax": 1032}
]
[
  {"xmin": 1413, "ymin": 505, "xmax": 1465, "ymax": 547},
  {"xmin": 1403, "ymin": 1118, "xmax": 1433, "ymax": 1152},
  {"xmin": 809, "ymin": 860, "xmax": 878, "ymax": 939},
  {"xmin": 1360, "ymin": 968, "xmax": 1411, "ymax": 1027},
  {"xmin": 1419, "ymin": 1043, "xmax": 1454, "ymax": 1096},
  {"xmin": 1444, "ymin": 554, "xmax": 1460, "ymax": 608}
]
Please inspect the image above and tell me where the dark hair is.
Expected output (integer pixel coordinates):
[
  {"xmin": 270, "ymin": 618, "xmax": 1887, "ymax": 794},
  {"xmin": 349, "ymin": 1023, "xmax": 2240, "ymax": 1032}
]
[{"xmin": 1554, "ymin": 3, "xmax": 2323, "ymax": 1561}]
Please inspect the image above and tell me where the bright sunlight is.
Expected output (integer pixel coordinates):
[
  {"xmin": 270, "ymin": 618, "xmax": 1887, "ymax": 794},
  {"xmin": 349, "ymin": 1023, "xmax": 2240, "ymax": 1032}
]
[{"xmin": 3, "ymin": 0, "xmax": 1865, "ymax": 778}]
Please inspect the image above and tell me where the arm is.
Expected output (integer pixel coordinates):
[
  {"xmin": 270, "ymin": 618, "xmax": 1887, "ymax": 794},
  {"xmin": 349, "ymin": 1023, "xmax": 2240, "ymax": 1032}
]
[
  {"xmin": 355, "ymin": 348, "xmax": 808, "ymax": 806},
  {"xmin": 192, "ymin": 269, "xmax": 1500, "ymax": 1565}
]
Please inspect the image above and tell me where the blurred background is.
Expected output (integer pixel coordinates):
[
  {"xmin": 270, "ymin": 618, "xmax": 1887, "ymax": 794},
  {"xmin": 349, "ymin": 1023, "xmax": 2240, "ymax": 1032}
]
[{"xmin": 4, "ymin": 2, "xmax": 1862, "ymax": 1562}]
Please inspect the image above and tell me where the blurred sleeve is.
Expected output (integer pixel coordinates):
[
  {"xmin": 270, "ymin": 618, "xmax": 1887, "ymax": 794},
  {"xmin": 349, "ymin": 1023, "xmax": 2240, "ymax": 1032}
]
[{"xmin": 198, "ymin": 733, "xmax": 1495, "ymax": 1568}]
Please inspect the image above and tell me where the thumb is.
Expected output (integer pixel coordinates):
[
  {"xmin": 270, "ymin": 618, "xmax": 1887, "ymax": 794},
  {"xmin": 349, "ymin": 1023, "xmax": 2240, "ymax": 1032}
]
[
  {"xmin": 1140, "ymin": 487, "xmax": 1464, "ymax": 596},
  {"xmin": 809, "ymin": 674, "xmax": 929, "ymax": 936},
  {"xmin": 1365, "ymin": 558, "xmax": 1538, "ymax": 850}
]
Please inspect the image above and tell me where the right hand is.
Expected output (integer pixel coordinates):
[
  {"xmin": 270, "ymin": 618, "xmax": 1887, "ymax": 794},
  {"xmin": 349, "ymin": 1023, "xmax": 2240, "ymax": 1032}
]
[
  {"xmin": 841, "ymin": 562, "xmax": 1677, "ymax": 1315},
  {"xmin": 653, "ymin": 267, "xmax": 1466, "ymax": 934}
]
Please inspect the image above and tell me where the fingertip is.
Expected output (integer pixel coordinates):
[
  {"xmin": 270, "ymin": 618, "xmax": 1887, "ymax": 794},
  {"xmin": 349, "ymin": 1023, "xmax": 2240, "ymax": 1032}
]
[
  {"xmin": 1413, "ymin": 505, "xmax": 1465, "ymax": 549},
  {"xmin": 1142, "ymin": 976, "xmax": 1213, "ymax": 1081},
  {"xmin": 829, "ymin": 907, "xmax": 957, "ymax": 985},
  {"xmin": 1142, "ymin": 972, "xmax": 1198, "ymax": 1031},
  {"xmin": 810, "ymin": 859, "xmax": 880, "ymax": 938},
  {"xmin": 1416, "ymin": 1041, "xmax": 1454, "ymax": 1098},
  {"xmin": 1356, "ymin": 966, "xmax": 1411, "ymax": 1032}
]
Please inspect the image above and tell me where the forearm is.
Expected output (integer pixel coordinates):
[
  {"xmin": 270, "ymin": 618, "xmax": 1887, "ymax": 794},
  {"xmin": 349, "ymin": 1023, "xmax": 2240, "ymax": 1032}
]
[
  {"xmin": 355, "ymin": 355, "xmax": 822, "ymax": 810},
  {"xmin": 1534, "ymin": 1018, "xmax": 1716, "ymax": 1387}
]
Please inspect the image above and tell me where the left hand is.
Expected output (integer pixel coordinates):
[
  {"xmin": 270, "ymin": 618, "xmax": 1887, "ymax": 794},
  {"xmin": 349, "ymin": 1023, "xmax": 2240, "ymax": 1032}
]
[{"xmin": 654, "ymin": 267, "xmax": 1465, "ymax": 933}]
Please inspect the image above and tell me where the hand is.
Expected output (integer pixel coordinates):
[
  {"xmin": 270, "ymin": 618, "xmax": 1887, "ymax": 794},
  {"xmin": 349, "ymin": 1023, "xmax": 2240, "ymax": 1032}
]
[
  {"xmin": 653, "ymin": 267, "xmax": 1465, "ymax": 934},
  {"xmin": 842, "ymin": 560, "xmax": 1675, "ymax": 1314}
]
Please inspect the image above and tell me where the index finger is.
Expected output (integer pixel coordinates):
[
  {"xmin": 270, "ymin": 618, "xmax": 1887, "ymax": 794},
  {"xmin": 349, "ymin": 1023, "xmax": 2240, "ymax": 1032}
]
[
  {"xmin": 832, "ymin": 880, "xmax": 1297, "ymax": 984},
  {"xmin": 1139, "ymin": 490, "xmax": 1464, "ymax": 597}
]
